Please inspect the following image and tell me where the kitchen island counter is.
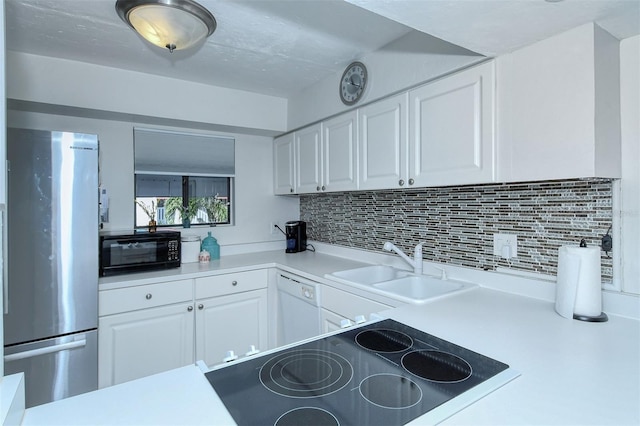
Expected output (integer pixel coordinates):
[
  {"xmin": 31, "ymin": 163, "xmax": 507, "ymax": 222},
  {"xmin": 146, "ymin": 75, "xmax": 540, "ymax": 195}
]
[{"xmin": 21, "ymin": 286, "xmax": 639, "ymax": 425}]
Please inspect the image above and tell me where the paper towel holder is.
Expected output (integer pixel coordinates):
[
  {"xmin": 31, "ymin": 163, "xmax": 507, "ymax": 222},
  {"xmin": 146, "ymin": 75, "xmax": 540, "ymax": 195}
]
[
  {"xmin": 575, "ymin": 239, "xmax": 608, "ymax": 322},
  {"xmin": 573, "ymin": 312, "xmax": 608, "ymax": 322}
]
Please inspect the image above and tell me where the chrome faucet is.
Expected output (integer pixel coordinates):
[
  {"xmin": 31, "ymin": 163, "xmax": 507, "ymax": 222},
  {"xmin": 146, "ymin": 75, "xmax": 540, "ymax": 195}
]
[{"xmin": 383, "ymin": 242, "xmax": 423, "ymax": 274}]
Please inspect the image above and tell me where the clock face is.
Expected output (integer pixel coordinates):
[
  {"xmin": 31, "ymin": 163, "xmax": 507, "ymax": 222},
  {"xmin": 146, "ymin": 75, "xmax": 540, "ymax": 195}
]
[{"xmin": 340, "ymin": 62, "xmax": 367, "ymax": 106}]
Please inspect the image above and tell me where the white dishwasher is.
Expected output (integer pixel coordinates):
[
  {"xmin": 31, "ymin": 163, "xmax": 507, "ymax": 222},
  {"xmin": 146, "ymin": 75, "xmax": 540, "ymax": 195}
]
[{"xmin": 276, "ymin": 271, "xmax": 322, "ymax": 346}]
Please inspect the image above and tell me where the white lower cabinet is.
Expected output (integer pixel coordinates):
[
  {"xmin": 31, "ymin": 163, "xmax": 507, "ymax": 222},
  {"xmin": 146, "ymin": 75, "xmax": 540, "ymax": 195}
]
[
  {"xmin": 195, "ymin": 290, "xmax": 268, "ymax": 367},
  {"xmin": 98, "ymin": 270, "xmax": 269, "ymax": 387},
  {"xmin": 195, "ymin": 269, "xmax": 269, "ymax": 368},
  {"xmin": 320, "ymin": 308, "xmax": 347, "ymax": 334},
  {"xmin": 98, "ymin": 279, "xmax": 194, "ymax": 388},
  {"xmin": 98, "ymin": 301, "xmax": 194, "ymax": 388},
  {"xmin": 321, "ymin": 285, "xmax": 393, "ymax": 331}
]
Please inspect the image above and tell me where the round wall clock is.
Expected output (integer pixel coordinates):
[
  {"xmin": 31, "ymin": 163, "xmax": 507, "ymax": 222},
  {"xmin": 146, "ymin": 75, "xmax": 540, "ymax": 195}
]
[{"xmin": 339, "ymin": 61, "xmax": 367, "ymax": 106}]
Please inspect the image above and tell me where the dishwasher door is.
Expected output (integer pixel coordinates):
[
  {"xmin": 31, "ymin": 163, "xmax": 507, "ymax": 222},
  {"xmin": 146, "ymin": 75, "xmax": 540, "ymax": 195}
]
[{"xmin": 276, "ymin": 272, "xmax": 321, "ymax": 346}]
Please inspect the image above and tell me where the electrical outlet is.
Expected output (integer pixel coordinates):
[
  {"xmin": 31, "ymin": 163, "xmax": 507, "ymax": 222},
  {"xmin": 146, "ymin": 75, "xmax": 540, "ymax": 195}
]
[{"xmin": 493, "ymin": 234, "xmax": 518, "ymax": 259}]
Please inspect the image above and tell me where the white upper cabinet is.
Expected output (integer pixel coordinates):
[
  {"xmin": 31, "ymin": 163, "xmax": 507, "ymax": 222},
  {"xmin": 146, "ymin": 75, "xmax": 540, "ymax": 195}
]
[
  {"xmin": 497, "ymin": 23, "xmax": 621, "ymax": 182},
  {"xmin": 322, "ymin": 111, "xmax": 358, "ymax": 192},
  {"xmin": 273, "ymin": 133, "xmax": 295, "ymax": 195},
  {"xmin": 288, "ymin": 112, "xmax": 357, "ymax": 194},
  {"xmin": 409, "ymin": 61, "xmax": 496, "ymax": 187},
  {"xmin": 294, "ymin": 123, "xmax": 322, "ymax": 193},
  {"xmin": 358, "ymin": 93, "xmax": 409, "ymax": 190}
]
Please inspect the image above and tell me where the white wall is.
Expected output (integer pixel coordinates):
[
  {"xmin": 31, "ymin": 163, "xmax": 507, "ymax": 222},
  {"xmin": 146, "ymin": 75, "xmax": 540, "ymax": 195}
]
[
  {"xmin": 619, "ymin": 35, "xmax": 640, "ymax": 294},
  {"xmin": 6, "ymin": 110, "xmax": 299, "ymax": 248},
  {"xmin": 6, "ymin": 52, "xmax": 288, "ymax": 134},
  {"xmin": 287, "ymin": 31, "xmax": 484, "ymax": 130}
]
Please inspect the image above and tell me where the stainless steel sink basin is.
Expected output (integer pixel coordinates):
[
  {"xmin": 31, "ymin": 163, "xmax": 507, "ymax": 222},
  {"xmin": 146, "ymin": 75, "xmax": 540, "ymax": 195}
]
[{"xmin": 325, "ymin": 266, "xmax": 476, "ymax": 304}]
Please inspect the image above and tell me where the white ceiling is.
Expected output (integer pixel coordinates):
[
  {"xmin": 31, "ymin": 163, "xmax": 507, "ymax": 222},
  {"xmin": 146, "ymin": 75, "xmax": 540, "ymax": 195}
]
[{"xmin": 5, "ymin": 0, "xmax": 640, "ymax": 99}]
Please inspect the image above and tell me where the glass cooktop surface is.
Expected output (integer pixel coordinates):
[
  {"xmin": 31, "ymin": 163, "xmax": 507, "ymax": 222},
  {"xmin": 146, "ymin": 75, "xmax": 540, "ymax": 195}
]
[{"xmin": 205, "ymin": 319, "xmax": 516, "ymax": 426}]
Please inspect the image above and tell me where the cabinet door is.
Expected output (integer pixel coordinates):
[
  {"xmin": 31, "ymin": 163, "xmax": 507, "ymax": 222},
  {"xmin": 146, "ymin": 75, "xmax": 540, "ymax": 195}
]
[
  {"xmin": 409, "ymin": 61, "xmax": 496, "ymax": 186},
  {"xmin": 295, "ymin": 123, "xmax": 323, "ymax": 193},
  {"xmin": 359, "ymin": 93, "xmax": 408, "ymax": 190},
  {"xmin": 323, "ymin": 111, "xmax": 358, "ymax": 192},
  {"xmin": 274, "ymin": 133, "xmax": 295, "ymax": 195},
  {"xmin": 321, "ymin": 308, "xmax": 348, "ymax": 334},
  {"xmin": 196, "ymin": 289, "xmax": 268, "ymax": 368},
  {"xmin": 98, "ymin": 302, "xmax": 194, "ymax": 388},
  {"xmin": 322, "ymin": 286, "xmax": 393, "ymax": 322}
]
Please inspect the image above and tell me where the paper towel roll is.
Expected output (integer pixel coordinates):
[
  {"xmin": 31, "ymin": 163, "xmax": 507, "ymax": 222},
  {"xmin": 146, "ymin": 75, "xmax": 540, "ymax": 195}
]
[{"xmin": 555, "ymin": 245, "xmax": 602, "ymax": 319}]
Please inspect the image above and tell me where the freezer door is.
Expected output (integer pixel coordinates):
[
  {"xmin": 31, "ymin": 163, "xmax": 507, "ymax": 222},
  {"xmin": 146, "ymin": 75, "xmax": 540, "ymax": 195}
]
[
  {"xmin": 4, "ymin": 330, "xmax": 98, "ymax": 408},
  {"xmin": 5, "ymin": 129, "xmax": 99, "ymax": 344}
]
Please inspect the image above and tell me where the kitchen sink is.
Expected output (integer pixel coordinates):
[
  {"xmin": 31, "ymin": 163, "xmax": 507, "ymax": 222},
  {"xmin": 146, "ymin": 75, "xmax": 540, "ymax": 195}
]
[
  {"xmin": 327, "ymin": 265, "xmax": 411, "ymax": 285},
  {"xmin": 325, "ymin": 266, "xmax": 476, "ymax": 304},
  {"xmin": 372, "ymin": 276, "xmax": 466, "ymax": 302}
]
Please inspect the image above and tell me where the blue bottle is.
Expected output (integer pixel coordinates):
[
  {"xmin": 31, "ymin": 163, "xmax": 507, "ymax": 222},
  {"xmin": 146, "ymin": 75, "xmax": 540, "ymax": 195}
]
[{"xmin": 201, "ymin": 232, "xmax": 220, "ymax": 260}]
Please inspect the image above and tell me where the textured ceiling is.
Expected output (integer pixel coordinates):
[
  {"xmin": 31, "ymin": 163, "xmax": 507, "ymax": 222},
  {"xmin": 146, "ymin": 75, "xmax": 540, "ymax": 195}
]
[
  {"xmin": 5, "ymin": 0, "xmax": 640, "ymax": 99},
  {"xmin": 346, "ymin": 0, "xmax": 640, "ymax": 56}
]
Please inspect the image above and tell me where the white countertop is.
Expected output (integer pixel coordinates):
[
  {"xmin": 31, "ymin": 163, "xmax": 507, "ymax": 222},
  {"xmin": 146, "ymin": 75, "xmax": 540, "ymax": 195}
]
[{"xmin": 22, "ymin": 249, "xmax": 640, "ymax": 425}]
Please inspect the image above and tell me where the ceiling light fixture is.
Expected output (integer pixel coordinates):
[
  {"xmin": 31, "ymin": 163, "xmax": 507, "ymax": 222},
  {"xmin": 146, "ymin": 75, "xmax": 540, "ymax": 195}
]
[{"xmin": 115, "ymin": 0, "xmax": 216, "ymax": 53}]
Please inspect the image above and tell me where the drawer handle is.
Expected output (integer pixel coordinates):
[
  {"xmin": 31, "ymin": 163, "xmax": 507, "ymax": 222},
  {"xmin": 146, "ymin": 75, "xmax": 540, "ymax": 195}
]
[
  {"xmin": 198, "ymin": 304, "xmax": 204, "ymax": 310},
  {"xmin": 232, "ymin": 280, "xmax": 238, "ymax": 286},
  {"xmin": 187, "ymin": 306, "xmax": 193, "ymax": 312},
  {"xmin": 145, "ymin": 293, "xmax": 152, "ymax": 300}
]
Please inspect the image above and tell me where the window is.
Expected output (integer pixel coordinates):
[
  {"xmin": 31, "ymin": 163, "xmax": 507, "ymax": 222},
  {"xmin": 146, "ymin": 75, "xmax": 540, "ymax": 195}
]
[
  {"xmin": 133, "ymin": 128, "xmax": 234, "ymax": 228},
  {"xmin": 135, "ymin": 175, "xmax": 231, "ymax": 227}
]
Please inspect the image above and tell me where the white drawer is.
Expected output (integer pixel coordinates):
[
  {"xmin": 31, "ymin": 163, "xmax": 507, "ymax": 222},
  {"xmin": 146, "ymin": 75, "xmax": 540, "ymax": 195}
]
[
  {"xmin": 99, "ymin": 279, "xmax": 193, "ymax": 316},
  {"xmin": 322, "ymin": 285, "xmax": 392, "ymax": 321},
  {"xmin": 195, "ymin": 269, "xmax": 267, "ymax": 299}
]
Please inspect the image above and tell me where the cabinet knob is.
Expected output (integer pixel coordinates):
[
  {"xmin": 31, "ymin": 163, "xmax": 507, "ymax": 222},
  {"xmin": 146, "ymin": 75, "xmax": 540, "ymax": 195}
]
[
  {"xmin": 321, "ymin": 185, "xmax": 326, "ymax": 191},
  {"xmin": 398, "ymin": 179, "xmax": 405, "ymax": 186},
  {"xmin": 187, "ymin": 305, "xmax": 193, "ymax": 312},
  {"xmin": 408, "ymin": 178, "xmax": 415, "ymax": 186},
  {"xmin": 198, "ymin": 304, "xmax": 204, "ymax": 310},
  {"xmin": 145, "ymin": 293, "xmax": 152, "ymax": 300},
  {"xmin": 289, "ymin": 188, "xmax": 293, "ymax": 193},
  {"xmin": 232, "ymin": 280, "xmax": 238, "ymax": 286},
  {"xmin": 316, "ymin": 186, "xmax": 320, "ymax": 191}
]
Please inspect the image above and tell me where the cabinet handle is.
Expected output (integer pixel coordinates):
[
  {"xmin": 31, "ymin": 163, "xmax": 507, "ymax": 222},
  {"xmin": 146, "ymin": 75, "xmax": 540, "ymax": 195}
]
[
  {"xmin": 187, "ymin": 306, "xmax": 193, "ymax": 312},
  {"xmin": 198, "ymin": 304, "xmax": 204, "ymax": 310},
  {"xmin": 232, "ymin": 280, "xmax": 238, "ymax": 286},
  {"xmin": 408, "ymin": 178, "xmax": 415, "ymax": 186},
  {"xmin": 316, "ymin": 186, "xmax": 320, "ymax": 191},
  {"xmin": 398, "ymin": 179, "xmax": 405, "ymax": 186},
  {"xmin": 145, "ymin": 293, "xmax": 152, "ymax": 300},
  {"xmin": 321, "ymin": 185, "xmax": 326, "ymax": 191},
  {"xmin": 289, "ymin": 188, "xmax": 293, "ymax": 193}
]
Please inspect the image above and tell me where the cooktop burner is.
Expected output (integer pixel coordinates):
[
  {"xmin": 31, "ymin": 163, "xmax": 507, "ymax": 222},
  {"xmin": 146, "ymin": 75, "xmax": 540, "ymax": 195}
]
[
  {"xmin": 205, "ymin": 319, "xmax": 517, "ymax": 426},
  {"xmin": 260, "ymin": 349, "xmax": 353, "ymax": 398}
]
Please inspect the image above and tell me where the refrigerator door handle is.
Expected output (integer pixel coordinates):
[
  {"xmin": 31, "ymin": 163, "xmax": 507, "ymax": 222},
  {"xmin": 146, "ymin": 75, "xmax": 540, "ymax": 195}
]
[
  {"xmin": 4, "ymin": 339, "xmax": 87, "ymax": 362},
  {"xmin": 1, "ymin": 206, "xmax": 7, "ymax": 315}
]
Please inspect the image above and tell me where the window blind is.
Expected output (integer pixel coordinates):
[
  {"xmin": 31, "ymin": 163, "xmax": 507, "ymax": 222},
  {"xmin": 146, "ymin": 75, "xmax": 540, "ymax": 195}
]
[{"xmin": 134, "ymin": 128, "xmax": 235, "ymax": 176}]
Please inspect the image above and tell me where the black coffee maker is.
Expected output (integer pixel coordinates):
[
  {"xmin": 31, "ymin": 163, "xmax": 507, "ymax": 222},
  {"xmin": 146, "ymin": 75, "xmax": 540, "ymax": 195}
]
[{"xmin": 285, "ymin": 221, "xmax": 307, "ymax": 253}]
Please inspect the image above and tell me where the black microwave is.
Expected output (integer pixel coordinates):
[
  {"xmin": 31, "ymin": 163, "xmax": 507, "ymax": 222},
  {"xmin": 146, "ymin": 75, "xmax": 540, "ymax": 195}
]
[{"xmin": 99, "ymin": 230, "xmax": 181, "ymax": 276}]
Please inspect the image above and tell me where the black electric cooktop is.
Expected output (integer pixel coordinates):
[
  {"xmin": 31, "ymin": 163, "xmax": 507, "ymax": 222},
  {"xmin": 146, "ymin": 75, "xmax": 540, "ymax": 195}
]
[{"xmin": 205, "ymin": 319, "xmax": 517, "ymax": 426}]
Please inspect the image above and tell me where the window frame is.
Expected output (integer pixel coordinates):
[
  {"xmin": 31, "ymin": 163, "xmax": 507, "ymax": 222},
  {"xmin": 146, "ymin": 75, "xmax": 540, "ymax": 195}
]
[{"xmin": 134, "ymin": 174, "xmax": 233, "ymax": 229}]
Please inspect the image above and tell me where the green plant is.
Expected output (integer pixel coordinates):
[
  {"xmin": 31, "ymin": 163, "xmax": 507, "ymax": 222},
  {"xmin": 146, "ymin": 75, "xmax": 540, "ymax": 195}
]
[
  {"xmin": 180, "ymin": 198, "xmax": 201, "ymax": 221},
  {"xmin": 201, "ymin": 196, "xmax": 228, "ymax": 223},
  {"xmin": 135, "ymin": 200, "xmax": 156, "ymax": 221}
]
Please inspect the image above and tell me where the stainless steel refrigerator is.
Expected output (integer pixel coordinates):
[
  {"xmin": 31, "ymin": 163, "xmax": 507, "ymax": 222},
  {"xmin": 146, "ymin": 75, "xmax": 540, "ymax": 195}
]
[{"xmin": 4, "ymin": 128, "xmax": 99, "ymax": 407}]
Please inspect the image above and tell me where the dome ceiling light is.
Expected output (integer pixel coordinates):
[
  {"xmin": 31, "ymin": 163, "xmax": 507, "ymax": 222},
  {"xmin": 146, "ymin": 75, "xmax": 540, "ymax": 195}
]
[{"xmin": 115, "ymin": 0, "xmax": 216, "ymax": 53}]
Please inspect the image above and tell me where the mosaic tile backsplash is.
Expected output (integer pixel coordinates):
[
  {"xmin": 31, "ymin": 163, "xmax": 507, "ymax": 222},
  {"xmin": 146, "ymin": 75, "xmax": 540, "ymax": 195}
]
[{"xmin": 300, "ymin": 179, "xmax": 613, "ymax": 283}]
